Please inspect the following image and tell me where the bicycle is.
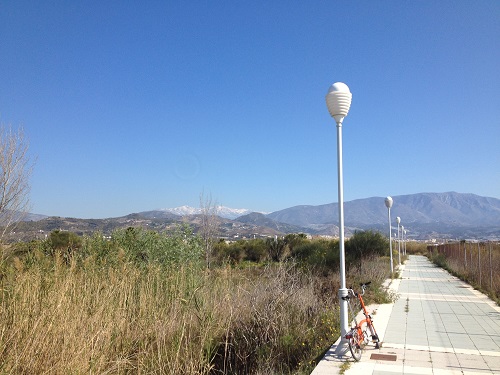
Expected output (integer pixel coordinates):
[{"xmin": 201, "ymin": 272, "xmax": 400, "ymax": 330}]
[{"xmin": 342, "ymin": 282, "xmax": 380, "ymax": 361}]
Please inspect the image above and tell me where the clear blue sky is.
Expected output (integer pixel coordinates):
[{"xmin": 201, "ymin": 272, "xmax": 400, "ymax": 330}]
[{"xmin": 1, "ymin": 1, "xmax": 499, "ymax": 218}]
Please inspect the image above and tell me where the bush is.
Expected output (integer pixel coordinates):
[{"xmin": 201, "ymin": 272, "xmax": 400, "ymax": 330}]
[
  {"xmin": 213, "ymin": 239, "xmax": 269, "ymax": 265},
  {"xmin": 242, "ymin": 238, "xmax": 268, "ymax": 263},
  {"xmin": 345, "ymin": 230, "xmax": 388, "ymax": 267},
  {"xmin": 213, "ymin": 239, "xmax": 242, "ymax": 265},
  {"xmin": 48, "ymin": 230, "xmax": 82, "ymax": 251},
  {"xmin": 111, "ymin": 225, "xmax": 203, "ymax": 266},
  {"xmin": 291, "ymin": 238, "xmax": 340, "ymax": 271},
  {"xmin": 266, "ymin": 237, "xmax": 286, "ymax": 262}
]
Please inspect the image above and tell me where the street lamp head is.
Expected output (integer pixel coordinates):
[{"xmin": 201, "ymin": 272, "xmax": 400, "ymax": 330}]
[
  {"xmin": 396, "ymin": 217, "xmax": 401, "ymax": 224},
  {"xmin": 326, "ymin": 82, "xmax": 352, "ymax": 125},
  {"xmin": 385, "ymin": 196, "xmax": 393, "ymax": 209},
  {"xmin": 401, "ymin": 225, "xmax": 404, "ymax": 231}
]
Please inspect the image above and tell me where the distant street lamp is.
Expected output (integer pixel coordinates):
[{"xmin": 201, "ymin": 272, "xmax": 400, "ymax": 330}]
[
  {"xmin": 396, "ymin": 217, "xmax": 401, "ymax": 265},
  {"xmin": 325, "ymin": 82, "xmax": 352, "ymax": 355},
  {"xmin": 401, "ymin": 225, "xmax": 405, "ymax": 257},
  {"xmin": 403, "ymin": 228, "xmax": 407, "ymax": 255},
  {"xmin": 384, "ymin": 197, "xmax": 394, "ymax": 274}
]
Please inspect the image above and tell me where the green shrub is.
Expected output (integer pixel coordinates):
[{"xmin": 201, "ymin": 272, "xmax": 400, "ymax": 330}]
[
  {"xmin": 213, "ymin": 239, "xmax": 243, "ymax": 265},
  {"xmin": 111, "ymin": 225, "xmax": 203, "ymax": 266},
  {"xmin": 292, "ymin": 238, "xmax": 340, "ymax": 271},
  {"xmin": 242, "ymin": 238, "xmax": 268, "ymax": 263},
  {"xmin": 48, "ymin": 230, "xmax": 82, "ymax": 252},
  {"xmin": 266, "ymin": 237, "xmax": 286, "ymax": 262},
  {"xmin": 345, "ymin": 230, "xmax": 388, "ymax": 267}
]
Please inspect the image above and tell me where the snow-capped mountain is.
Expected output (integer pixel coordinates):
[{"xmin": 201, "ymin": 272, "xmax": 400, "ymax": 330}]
[{"xmin": 159, "ymin": 206, "xmax": 253, "ymax": 220}]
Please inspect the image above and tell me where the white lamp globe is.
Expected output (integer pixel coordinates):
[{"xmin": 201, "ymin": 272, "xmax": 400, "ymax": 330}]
[
  {"xmin": 385, "ymin": 196, "xmax": 393, "ymax": 209},
  {"xmin": 325, "ymin": 82, "xmax": 352, "ymax": 125}
]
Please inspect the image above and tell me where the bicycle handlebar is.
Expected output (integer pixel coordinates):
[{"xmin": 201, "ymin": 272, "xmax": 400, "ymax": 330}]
[{"xmin": 342, "ymin": 281, "xmax": 372, "ymax": 300}]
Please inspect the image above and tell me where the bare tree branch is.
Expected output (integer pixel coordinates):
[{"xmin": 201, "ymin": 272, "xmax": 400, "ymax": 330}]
[
  {"xmin": 0, "ymin": 125, "xmax": 34, "ymax": 242},
  {"xmin": 199, "ymin": 191, "xmax": 219, "ymax": 268}
]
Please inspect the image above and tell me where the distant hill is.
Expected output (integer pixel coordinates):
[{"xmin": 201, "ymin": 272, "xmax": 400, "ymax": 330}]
[
  {"xmin": 6, "ymin": 192, "xmax": 500, "ymax": 242},
  {"xmin": 236, "ymin": 212, "xmax": 310, "ymax": 234}
]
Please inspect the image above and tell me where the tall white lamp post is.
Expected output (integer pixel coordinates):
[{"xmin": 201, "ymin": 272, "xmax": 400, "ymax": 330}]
[
  {"xmin": 385, "ymin": 197, "xmax": 394, "ymax": 274},
  {"xmin": 325, "ymin": 82, "xmax": 352, "ymax": 354},
  {"xmin": 396, "ymin": 217, "xmax": 401, "ymax": 265}
]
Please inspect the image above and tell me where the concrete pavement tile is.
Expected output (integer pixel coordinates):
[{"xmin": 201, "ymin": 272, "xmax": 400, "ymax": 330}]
[
  {"xmin": 444, "ymin": 324, "xmax": 466, "ymax": 334},
  {"xmin": 470, "ymin": 335, "xmax": 499, "ymax": 351},
  {"xmin": 404, "ymin": 348, "xmax": 431, "ymax": 358},
  {"xmin": 403, "ymin": 351, "xmax": 433, "ymax": 370},
  {"xmin": 448, "ymin": 333, "xmax": 476, "ymax": 349},
  {"xmin": 371, "ymin": 363, "xmax": 404, "ymax": 374},
  {"xmin": 429, "ymin": 351, "xmax": 460, "ymax": 371},
  {"xmin": 432, "ymin": 369, "xmax": 465, "ymax": 375},
  {"xmin": 387, "ymin": 321, "xmax": 406, "ymax": 328},
  {"xmin": 406, "ymin": 337, "xmax": 429, "ymax": 347},
  {"xmin": 406, "ymin": 344, "xmax": 430, "ymax": 351},
  {"xmin": 383, "ymin": 343, "xmax": 405, "ymax": 350},
  {"xmin": 406, "ymin": 330, "xmax": 428, "ymax": 339},
  {"xmin": 427, "ymin": 336, "xmax": 452, "ymax": 347},
  {"xmin": 377, "ymin": 346, "xmax": 405, "ymax": 359},
  {"xmin": 428, "ymin": 346, "xmax": 455, "ymax": 353},
  {"xmin": 479, "ymin": 349, "xmax": 500, "ymax": 357},
  {"xmin": 461, "ymin": 321, "xmax": 484, "ymax": 332},
  {"xmin": 482, "ymin": 355, "xmax": 500, "ymax": 372},
  {"xmin": 492, "ymin": 336, "xmax": 500, "ymax": 346},
  {"xmin": 454, "ymin": 348, "xmax": 481, "ymax": 356},
  {"xmin": 404, "ymin": 360, "xmax": 433, "ymax": 371},
  {"xmin": 384, "ymin": 336, "xmax": 405, "ymax": 345},
  {"xmin": 456, "ymin": 354, "xmax": 490, "ymax": 373},
  {"xmin": 402, "ymin": 364, "xmax": 433, "ymax": 374},
  {"xmin": 406, "ymin": 331, "xmax": 427, "ymax": 340},
  {"xmin": 385, "ymin": 325, "xmax": 406, "ymax": 335},
  {"xmin": 477, "ymin": 320, "xmax": 500, "ymax": 336},
  {"xmin": 344, "ymin": 361, "xmax": 375, "ymax": 374}
]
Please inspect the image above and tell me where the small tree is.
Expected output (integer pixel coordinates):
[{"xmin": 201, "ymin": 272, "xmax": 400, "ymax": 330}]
[
  {"xmin": 0, "ymin": 125, "xmax": 34, "ymax": 242},
  {"xmin": 199, "ymin": 191, "xmax": 219, "ymax": 268},
  {"xmin": 266, "ymin": 236, "xmax": 286, "ymax": 262},
  {"xmin": 48, "ymin": 230, "xmax": 82, "ymax": 263}
]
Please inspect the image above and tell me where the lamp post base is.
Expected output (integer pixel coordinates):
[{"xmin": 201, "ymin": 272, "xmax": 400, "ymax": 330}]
[
  {"xmin": 335, "ymin": 287, "xmax": 349, "ymax": 356},
  {"xmin": 334, "ymin": 340, "xmax": 350, "ymax": 357}
]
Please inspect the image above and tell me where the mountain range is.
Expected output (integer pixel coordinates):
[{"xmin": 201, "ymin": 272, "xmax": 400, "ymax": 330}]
[
  {"xmin": 264, "ymin": 192, "xmax": 500, "ymax": 240},
  {"xmin": 7, "ymin": 192, "xmax": 500, "ymax": 242}
]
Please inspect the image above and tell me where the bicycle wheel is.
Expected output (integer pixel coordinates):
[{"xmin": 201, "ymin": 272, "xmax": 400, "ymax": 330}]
[{"xmin": 347, "ymin": 330, "xmax": 362, "ymax": 361}]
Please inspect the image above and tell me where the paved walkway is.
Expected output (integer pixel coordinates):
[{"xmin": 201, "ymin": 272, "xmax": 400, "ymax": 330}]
[{"xmin": 312, "ymin": 255, "xmax": 500, "ymax": 374}]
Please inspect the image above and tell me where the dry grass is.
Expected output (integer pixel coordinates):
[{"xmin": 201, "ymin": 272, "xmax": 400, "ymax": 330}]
[{"xmin": 0, "ymin": 254, "xmax": 338, "ymax": 374}]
